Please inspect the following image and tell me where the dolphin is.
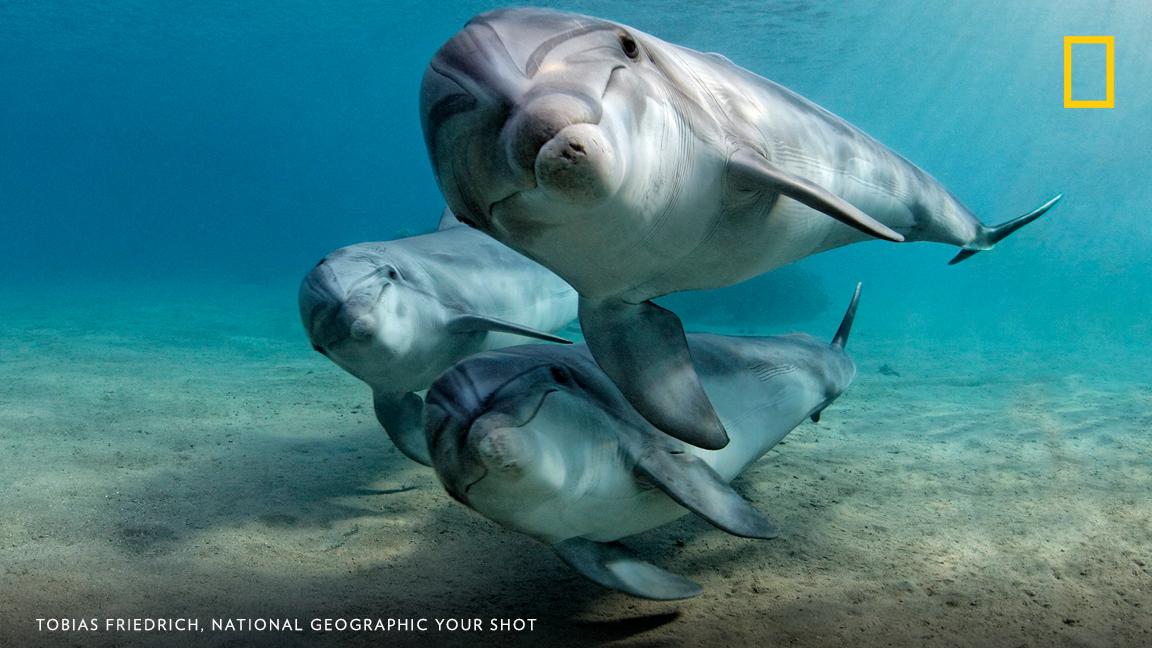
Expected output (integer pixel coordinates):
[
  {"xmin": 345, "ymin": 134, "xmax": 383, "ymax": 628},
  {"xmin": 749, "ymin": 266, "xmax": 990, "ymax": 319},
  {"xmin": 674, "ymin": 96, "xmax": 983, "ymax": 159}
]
[
  {"xmin": 299, "ymin": 209, "xmax": 578, "ymax": 466},
  {"xmin": 419, "ymin": 8, "xmax": 1061, "ymax": 450},
  {"xmin": 425, "ymin": 284, "xmax": 863, "ymax": 600}
]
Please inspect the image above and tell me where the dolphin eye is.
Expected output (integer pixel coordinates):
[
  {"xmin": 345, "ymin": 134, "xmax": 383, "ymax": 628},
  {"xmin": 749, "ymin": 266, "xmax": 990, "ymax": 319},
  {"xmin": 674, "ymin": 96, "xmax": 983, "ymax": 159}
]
[
  {"xmin": 385, "ymin": 266, "xmax": 400, "ymax": 281},
  {"xmin": 549, "ymin": 366, "xmax": 570, "ymax": 383},
  {"xmin": 619, "ymin": 32, "xmax": 640, "ymax": 60}
]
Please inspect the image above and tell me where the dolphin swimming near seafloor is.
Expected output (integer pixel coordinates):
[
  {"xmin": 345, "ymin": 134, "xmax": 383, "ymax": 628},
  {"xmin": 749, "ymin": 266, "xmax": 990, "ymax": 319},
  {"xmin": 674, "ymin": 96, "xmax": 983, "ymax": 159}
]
[
  {"xmin": 425, "ymin": 284, "xmax": 863, "ymax": 600},
  {"xmin": 299, "ymin": 209, "xmax": 577, "ymax": 465},
  {"xmin": 419, "ymin": 8, "xmax": 1061, "ymax": 450}
]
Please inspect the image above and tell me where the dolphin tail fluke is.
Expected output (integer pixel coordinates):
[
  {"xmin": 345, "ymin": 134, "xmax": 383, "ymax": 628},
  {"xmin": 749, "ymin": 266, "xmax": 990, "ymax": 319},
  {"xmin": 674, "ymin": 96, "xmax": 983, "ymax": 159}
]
[
  {"xmin": 948, "ymin": 193, "xmax": 1063, "ymax": 265},
  {"xmin": 831, "ymin": 282, "xmax": 862, "ymax": 350}
]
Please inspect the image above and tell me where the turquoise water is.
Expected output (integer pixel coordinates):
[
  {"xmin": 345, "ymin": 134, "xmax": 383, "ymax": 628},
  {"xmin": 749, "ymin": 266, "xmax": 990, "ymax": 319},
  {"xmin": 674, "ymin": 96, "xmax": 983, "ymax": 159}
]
[
  {"xmin": 2, "ymin": 2, "xmax": 1150, "ymax": 646},
  {"xmin": 4, "ymin": 0, "xmax": 1150, "ymax": 345}
]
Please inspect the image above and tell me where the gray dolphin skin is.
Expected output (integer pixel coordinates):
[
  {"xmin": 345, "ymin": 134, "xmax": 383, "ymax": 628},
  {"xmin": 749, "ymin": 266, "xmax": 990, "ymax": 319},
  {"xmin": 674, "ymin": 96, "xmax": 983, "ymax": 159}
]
[
  {"xmin": 299, "ymin": 209, "xmax": 577, "ymax": 466},
  {"xmin": 425, "ymin": 284, "xmax": 863, "ymax": 600},
  {"xmin": 419, "ymin": 8, "xmax": 1061, "ymax": 450}
]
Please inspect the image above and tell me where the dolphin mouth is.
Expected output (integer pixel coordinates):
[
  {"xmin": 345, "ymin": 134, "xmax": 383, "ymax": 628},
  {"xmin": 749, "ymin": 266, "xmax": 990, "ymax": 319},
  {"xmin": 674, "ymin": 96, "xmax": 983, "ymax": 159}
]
[
  {"xmin": 488, "ymin": 191, "xmax": 522, "ymax": 221},
  {"xmin": 461, "ymin": 470, "xmax": 488, "ymax": 496}
]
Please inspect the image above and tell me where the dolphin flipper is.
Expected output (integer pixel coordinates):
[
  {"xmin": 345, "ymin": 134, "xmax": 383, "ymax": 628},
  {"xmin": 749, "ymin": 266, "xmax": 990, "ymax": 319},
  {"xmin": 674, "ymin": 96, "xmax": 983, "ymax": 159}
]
[
  {"xmin": 552, "ymin": 537, "xmax": 703, "ymax": 600},
  {"xmin": 446, "ymin": 314, "xmax": 572, "ymax": 344},
  {"xmin": 579, "ymin": 297, "xmax": 729, "ymax": 450},
  {"xmin": 636, "ymin": 448, "xmax": 781, "ymax": 539},
  {"xmin": 728, "ymin": 148, "xmax": 904, "ymax": 243},
  {"xmin": 373, "ymin": 391, "xmax": 433, "ymax": 466}
]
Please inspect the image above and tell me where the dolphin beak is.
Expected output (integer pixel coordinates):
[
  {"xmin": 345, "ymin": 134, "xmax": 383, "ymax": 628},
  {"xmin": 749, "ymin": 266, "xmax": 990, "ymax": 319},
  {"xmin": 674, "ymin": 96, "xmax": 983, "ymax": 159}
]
[
  {"xmin": 464, "ymin": 387, "xmax": 556, "ymax": 479},
  {"xmin": 425, "ymin": 383, "xmax": 557, "ymax": 503},
  {"xmin": 467, "ymin": 412, "xmax": 531, "ymax": 478}
]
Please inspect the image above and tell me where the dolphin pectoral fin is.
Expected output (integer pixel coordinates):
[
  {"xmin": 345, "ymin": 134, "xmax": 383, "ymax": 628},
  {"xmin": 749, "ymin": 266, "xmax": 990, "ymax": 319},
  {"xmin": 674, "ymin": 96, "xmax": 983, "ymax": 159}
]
[
  {"xmin": 373, "ymin": 391, "xmax": 433, "ymax": 467},
  {"xmin": 636, "ymin": 448, "xmax": 781, "ymax": 540},
  {"xmin": 948, "ymin": 193, "xmax": 1063, "ymax": 265},
  {"xmin": 446, "ymin": 314, "xmax": 572, "ymax": 344},
  {"xmin": 579, "ymin": 297, "xmax": 729, "ymax": 450},
  {"xmin": 728, "ymin": 148, "xmax": 905, "ymax": 243},
  {"xmin": 552, "ymin": 537, "xmax": 702, "ymax": 600}
]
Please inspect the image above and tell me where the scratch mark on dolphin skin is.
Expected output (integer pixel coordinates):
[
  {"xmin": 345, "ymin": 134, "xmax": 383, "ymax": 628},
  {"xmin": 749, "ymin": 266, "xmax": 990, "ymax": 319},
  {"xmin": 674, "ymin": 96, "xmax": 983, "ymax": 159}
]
[{"xmin": 750, "ymin": 361, "xmax": 798, "ymax": 383}]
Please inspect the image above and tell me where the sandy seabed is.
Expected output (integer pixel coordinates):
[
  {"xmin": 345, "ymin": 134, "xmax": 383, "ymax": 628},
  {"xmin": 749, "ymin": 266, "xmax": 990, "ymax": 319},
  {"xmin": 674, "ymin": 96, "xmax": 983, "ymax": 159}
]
[{"xmin": 1, "ymin": 281, "xmax": 1149, "ymax": 647}]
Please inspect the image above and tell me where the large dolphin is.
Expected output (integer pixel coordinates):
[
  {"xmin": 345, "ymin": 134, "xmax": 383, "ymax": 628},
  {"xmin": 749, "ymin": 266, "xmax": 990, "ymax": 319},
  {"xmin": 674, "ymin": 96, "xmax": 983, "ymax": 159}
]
[
  {"xmin": 420, "ymin": 8, "xmax": 1061, "ymax": 450},
  {"xmin": 425, "ymin": 284, "xmax": 862, "ymax": 600},
  {"xmin": 299, "ymin": 209, "xmax": 577, "ymax": 465}
]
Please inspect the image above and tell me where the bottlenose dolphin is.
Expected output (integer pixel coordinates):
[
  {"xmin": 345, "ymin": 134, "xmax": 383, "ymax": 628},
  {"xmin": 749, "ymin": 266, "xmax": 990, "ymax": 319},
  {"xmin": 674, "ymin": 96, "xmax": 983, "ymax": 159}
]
[
  {"xmin": 299, "ymin": 209, "xmax": 577, "ymax": 465},
  {"xmin": 420, "ymin": 8, "xmax": 1061, "ymax": 450},
  {"xmin": 425, "ymin": 284, "xmax": 862, "ymax": 600}
]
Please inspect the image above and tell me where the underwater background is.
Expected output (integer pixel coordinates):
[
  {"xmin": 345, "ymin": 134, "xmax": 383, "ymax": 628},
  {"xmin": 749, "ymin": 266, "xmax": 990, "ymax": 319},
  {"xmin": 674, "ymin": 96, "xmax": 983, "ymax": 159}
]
[{"xmin": 1, "ymin": 1, "xmax": 1149, "ymax": 646}]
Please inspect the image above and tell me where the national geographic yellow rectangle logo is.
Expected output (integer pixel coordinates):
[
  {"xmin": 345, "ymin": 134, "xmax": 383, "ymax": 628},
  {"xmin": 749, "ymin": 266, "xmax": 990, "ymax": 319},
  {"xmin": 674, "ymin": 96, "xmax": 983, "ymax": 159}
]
[{"xmin": 1064, "ymin": 36, "xmax": 1114, "ymax": 108}]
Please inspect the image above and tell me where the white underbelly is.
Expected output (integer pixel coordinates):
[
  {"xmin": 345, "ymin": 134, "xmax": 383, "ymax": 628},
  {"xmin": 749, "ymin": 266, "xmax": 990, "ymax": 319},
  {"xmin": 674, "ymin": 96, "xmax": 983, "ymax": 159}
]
[{"xmin": 468, "ymin": 466, "xmax": 688, "ymax": 544}]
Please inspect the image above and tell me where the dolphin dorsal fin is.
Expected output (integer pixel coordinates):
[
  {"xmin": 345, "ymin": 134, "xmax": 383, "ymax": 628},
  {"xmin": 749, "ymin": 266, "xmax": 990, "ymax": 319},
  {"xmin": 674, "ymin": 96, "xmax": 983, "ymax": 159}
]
[
  {"xmin": 831, "ymin": 282, "xmax": 862, "ymax": 350},
  {"xmin": 437, "ymin": 208, "xmax": 466, "ymax": 230}
]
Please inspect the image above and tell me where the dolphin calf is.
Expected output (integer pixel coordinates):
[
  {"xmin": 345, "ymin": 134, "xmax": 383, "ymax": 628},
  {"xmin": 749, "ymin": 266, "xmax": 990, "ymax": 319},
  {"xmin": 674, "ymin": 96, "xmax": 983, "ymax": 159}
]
[
  {"xmin": 420, "ymin": 8, "xmax": 1061, "ymax": 450},
  {"xmin": 425, "ymin": 284, "xmax": 862, "ymax": 600},
  {"xmin": 299, "ymin": 209, "xmax": 577, "ymax": 465}
]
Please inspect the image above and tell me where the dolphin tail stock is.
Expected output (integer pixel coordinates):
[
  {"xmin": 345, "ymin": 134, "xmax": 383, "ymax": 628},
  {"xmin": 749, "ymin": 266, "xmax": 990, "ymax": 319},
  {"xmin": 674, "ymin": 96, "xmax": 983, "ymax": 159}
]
[
  {"xmin": 373, "ymin": 391, "xmax": 433, "ymax": 466},
  {"xmin": 948, "ymin": 193, "xmax": 1063, "ymax": 265},
  {"xmin": 831, "ymin": 282, "xmax": 863, "ymax": 350}
]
